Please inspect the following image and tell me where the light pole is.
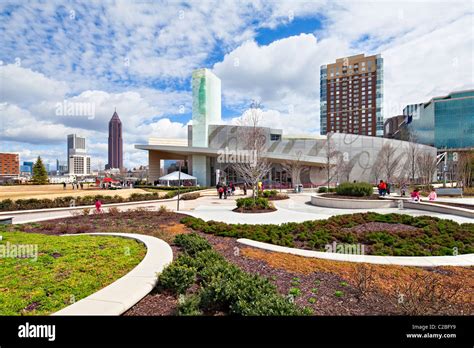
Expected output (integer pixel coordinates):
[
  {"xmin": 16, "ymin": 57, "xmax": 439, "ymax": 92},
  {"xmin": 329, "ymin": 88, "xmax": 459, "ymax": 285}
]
[{"xmin": 177, "ymin": 162, "xmax": 181, "ymax": 211}]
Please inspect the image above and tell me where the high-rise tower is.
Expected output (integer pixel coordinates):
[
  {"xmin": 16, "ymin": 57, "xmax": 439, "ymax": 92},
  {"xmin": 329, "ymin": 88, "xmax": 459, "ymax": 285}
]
[
  {"xmin": 107, "ymin": 110, "xmax": 123, "ymax": 170},
  {"xmin": 320, "ymin": 53, "xmax": 384, "ymax": 136}
]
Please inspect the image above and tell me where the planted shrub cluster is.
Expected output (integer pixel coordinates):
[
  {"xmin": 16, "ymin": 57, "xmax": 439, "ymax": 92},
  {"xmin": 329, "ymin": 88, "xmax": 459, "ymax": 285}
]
[
  {"xmin": 335, "ymin": 182, "xmax": 374, "ymax": 197},
  {"xmin": 260, "ymin": 189, "xmax": 289, "ymax": 200},
  {"xmin": 181, "ymin": 213, "xmax": 474, "ymax": 256},
  {"xmin": 0, "ymin": 187, "xmax": 205, "ymax": 211},
  {"xmin": 158, "ymin": 233, "xmax": 310, "ymax": 315},
  {"xmin": 235, "ymin": 197, "xmax": 272, "ymax": 211},
  {"xmin": 318, "ymin": 187, "xmax": 336, "ymax": 193}
]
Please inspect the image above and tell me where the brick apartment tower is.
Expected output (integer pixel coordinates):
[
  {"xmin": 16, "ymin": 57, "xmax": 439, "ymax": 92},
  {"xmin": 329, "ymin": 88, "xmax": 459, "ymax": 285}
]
[
  {"xmin": 107, "ymin": 110, "xmax": 123, "ymax": 170},
  {"xmin": 320, "ymin": 53, "xmax": 384, "ymax": 136}
]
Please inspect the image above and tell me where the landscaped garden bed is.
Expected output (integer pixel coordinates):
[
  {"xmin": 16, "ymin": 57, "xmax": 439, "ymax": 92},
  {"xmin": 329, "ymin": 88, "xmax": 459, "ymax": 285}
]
[
  {"xmin": 233, "ymin": 197, "xmax": 276, "ymax": 213},
  {"xmin": 321, "ymin": 193, "xmax": 383, "ymax": 200},
  {"xmin": 125, "ymin": 225, "xmax": 472, "ymax": 316},
  {"xmin": 6, "ymin": 210, "xmax": 472, "ymax": 316},
  {"xmin": 181, "ymin": 212, "xmax": 474, "ymax": 256},
  {"xmin": 0, "ymin": 187, "xmax": 208, "ymax": 212},
  {"xmin": 0, "ymin": 229, "xmax": 145, "ymax": 315},
  {"xmin": 261, "ymin": 189, "xmax": 289, "ymax": 200},
  {"xmin": 8, "ymin": 208, "xmax": 189, "ymax": 243}
]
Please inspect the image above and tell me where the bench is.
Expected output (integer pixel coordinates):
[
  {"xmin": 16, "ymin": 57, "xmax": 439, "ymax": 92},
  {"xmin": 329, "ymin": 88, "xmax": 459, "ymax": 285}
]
[
  {"xmin": 436, "ymin": 188, "xmax": 463, "ymax": 196},
  {"xmin": 0, "ymin": 216, "xmax": 13, "ymax": 224}
]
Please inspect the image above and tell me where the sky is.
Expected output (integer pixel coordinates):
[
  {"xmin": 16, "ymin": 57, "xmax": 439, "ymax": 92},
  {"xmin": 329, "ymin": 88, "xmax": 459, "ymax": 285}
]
[{"xmin": 0, "ymin": 0, "xmax": 473, "ymax": 170}]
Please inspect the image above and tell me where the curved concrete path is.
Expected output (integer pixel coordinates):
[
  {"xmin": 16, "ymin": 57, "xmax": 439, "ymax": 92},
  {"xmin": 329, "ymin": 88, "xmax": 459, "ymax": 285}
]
[
  {"xmin": 53, "ymin": 232, "xmax": 173, "ymax": 316},
  {"xmin": 178, "ymin": 194, "xmax": 474, "ymax": 224},
  {"xmin": 237, "ymin": 238, "xmax": 474, "ymax": 267}
]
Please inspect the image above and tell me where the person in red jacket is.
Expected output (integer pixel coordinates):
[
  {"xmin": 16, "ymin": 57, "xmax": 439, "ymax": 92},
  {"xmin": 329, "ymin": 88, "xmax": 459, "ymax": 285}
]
[
  {"xmin": 95, "ymin": 199, "xmax": 102, "ymax": 213},
  {"xmin": 411, "ymin": 188, "xmax": 421, "ymax": 202},
  {"xmin": 377, "ymin": 180, "xmax": 387, "ymax": 196}
]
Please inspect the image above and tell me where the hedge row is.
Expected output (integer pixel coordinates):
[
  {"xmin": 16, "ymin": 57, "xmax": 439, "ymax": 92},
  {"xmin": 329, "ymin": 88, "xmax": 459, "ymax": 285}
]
[
  {"xmin": 0, "ymin": 187, "xmax": 205, "ymax": 211},
  {"xmin": 335, "ymin": 182, "xmax": 374, "ymax": 197},
  {"xmin": 136, "ymin": 185, "xmax": 206, "ymax": 191},
  {"xmin": 180, "ymin": 213, "xmax": 474, "ymax": 256},
  {"xmin": 158, "ymin": 233, "xmax": 311, "ymax": 315}
]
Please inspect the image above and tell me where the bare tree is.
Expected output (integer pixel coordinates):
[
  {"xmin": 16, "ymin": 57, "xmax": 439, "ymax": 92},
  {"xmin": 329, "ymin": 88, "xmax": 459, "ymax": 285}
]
[
  {"xmin": 455, "ymin": 150, "xmax": 474, "ymax": 188},
  {"xmin": 281, "ymin": 150, "xmax": 308, "ymax": 188},
  {"xmin": 418, "ymin": 152, "xmax": 437, "ymax": 188},
  {"xmin": 231, "ymin": 102, "xmax": 272, "ymax": 200},
  {"xmin": 336, "ymin": 152, "xmax": 357, "ymax": 183},
  {"xmin": 371, "ymin": 153, "xmax": 385, "ymax": 184},
  {"xmin": 379, "ymin": 143, "xmax": 402, "ymax": 183},
  {"xmin": 323, "ymin": 133, "xmax": 339, "ymax": 188},
  {"xmin": 405, "ymin": 132, "xmax": 420, "ymax": 183}
]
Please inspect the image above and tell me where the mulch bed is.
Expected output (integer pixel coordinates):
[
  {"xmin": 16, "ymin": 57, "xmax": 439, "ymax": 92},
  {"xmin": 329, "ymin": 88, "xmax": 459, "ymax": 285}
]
[
  {"xmin": 321, "ymin": 193, "xmax": 383, "ymax": 200},
  {"xmin": 342, "ymin": 222, "xmax": 419, "ymax": 233}
]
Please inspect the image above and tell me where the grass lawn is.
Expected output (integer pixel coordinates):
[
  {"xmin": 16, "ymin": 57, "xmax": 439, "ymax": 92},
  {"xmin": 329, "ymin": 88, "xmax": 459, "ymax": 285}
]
[
  {"xmin": 0, "ymin": 231, "xmax": 146, "ymax": 315},
  {"xmin": 0, "ymin": 184, "xmax": 154, "ymax": 201}
]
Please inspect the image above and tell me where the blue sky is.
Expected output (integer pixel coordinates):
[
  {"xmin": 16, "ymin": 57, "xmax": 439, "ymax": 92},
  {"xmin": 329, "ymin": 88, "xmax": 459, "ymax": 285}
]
[{"xmin": 0, "ymin": 0, "xmax": 472, "ymax": 170}]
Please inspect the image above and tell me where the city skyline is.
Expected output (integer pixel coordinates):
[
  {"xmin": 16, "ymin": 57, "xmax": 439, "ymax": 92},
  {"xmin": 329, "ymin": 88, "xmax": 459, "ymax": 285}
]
[{"xmin": 0, "ymin": 1, "xmax": 473, "ymax": 170}]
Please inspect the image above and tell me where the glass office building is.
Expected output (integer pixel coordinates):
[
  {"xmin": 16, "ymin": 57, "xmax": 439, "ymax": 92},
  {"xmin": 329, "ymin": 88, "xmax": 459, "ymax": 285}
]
[{"xmin": 403, "ymin": 90, "xmax": 474, "ymax": 149}]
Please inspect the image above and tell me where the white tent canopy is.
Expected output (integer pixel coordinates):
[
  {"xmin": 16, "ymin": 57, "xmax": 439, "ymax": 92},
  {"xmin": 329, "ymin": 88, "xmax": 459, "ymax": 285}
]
[{"xmin": 158, "ymin": 171, "xmax": 197, "ymax": 186}]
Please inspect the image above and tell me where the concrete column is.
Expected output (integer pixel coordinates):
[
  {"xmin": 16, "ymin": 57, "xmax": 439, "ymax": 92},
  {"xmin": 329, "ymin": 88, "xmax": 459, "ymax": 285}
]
[
  {"xmin": 192, "ymin": 155, "xmax": 209, "ymax": 186},
  {"xmin": 148, "ymin": 151, "xmax": 161, "ymax": 184}
]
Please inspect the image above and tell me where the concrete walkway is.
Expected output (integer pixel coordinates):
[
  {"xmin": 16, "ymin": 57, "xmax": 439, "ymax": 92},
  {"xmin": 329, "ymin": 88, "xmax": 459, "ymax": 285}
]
[
  {"xmin": 237, "ymin": 238, "xmax": 474, "ymax": 267},
  {"xmin": 5, "ymin": 192, "xmax": 474, "ymax": 224},
  {"xmin": 179, "ymin": 194, "xmax": 474, "ymax": 224},
  {"xmin": 53, "ymin": 233, "xmax": 173, "ymax": 316}
]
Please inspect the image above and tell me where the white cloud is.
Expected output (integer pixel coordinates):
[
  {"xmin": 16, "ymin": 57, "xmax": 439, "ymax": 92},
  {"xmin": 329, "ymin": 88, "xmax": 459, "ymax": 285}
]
[{"xmin": 0, "ymin": 64, "xmax": 69, "ymax": 106}]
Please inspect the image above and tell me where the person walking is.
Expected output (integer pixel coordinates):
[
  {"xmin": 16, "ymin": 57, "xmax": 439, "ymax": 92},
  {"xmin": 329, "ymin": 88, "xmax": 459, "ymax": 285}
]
[
  {"xmin": 223, "ymin": 184, "xmax": 228, "ymax": 199},
  {"xmin": 400, "ymin": 183, "xmax": 407, "ymax": 196},
  {"xmin": 242, "ymin": 183, "xmax": 247, "ymax": 196},
  {"xmin": 80, "ymin": 182, "xmax": 83, "ymax": 190},
  {"xmin": 63, "ymin": 182, "xmax": 66, "ymax": 190},
  {"xmin": 95, "ymin": 199, "xmax": 102, "ymax": 213},
  {"xmin": 217, "ymin": 184, "xmax": 224, "ymax": 199}
]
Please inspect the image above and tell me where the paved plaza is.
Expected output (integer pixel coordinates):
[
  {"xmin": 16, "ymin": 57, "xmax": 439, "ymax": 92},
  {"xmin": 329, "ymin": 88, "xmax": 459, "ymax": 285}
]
[{"xmin": 4, "ymin": 191, "xmax": 473, "ymax": 225}]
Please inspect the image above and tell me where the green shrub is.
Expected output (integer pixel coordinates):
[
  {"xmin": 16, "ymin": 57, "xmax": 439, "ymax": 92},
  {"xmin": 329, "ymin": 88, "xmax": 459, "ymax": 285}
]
[
  {"xmin": 158, "ymin": 263, "xmax": 197, "ymax": 294},
  {"xmin": 336, "ymin": 182, "xmax": 373, "ymax": 197},
  {"xmin": 174, "ymin": 233, "xmax": 212, "ymax": 256},
  {"xmin": 164, "ymin": 246, "xmax": 309, "ymax": 316},
  {"xmin": 318, "ymin": 186, "xmax": 328, "ymax": 193},
  {"xmin": 262, "ymin": 189, "xmax": 278, "ymax": 198},
  {"xmin": 177, "ymin": 294, "xmax": 202, "ymax": 316},
  {"xmin": 236, "ymin": 197, "xmax": 270, "ymax": 210},
  {"xmin": 180, "ymin": 192, "xmax": 200, "ymax": 200}
]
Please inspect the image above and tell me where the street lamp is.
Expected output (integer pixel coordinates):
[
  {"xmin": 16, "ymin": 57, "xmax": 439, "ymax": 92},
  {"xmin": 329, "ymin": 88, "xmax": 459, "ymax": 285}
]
[{"xmin": 177, "ymin": 162, "xmax": 181, "ymax": 211}]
